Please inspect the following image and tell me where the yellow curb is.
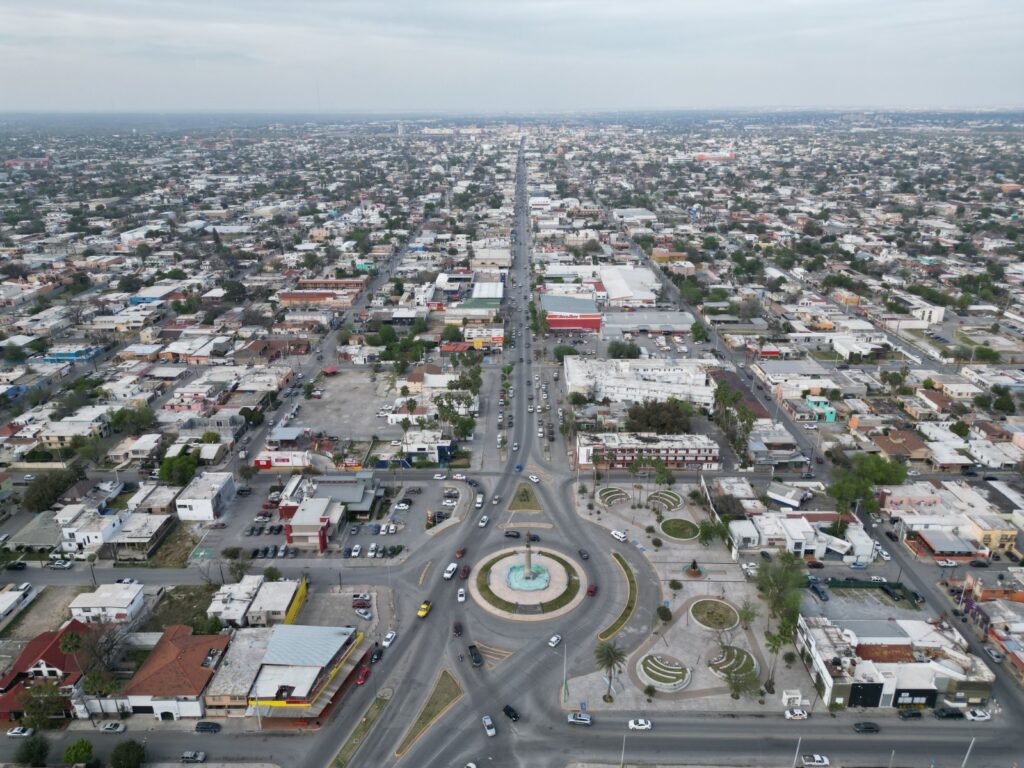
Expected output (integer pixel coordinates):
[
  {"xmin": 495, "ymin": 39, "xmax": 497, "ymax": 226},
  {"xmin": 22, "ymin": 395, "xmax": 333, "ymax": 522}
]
[{"xmin": 596, "ymin": 552, "xmax": 637, "ymax": 641}]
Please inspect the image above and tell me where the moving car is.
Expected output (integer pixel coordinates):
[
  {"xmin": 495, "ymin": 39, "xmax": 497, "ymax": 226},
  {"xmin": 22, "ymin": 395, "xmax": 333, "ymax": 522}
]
[
  {"xmin": 628, "ymin": 719, "xmax": 652, "ymax": 731},
  {"xmin": 100, "ymin": 722, "xmax": 127, "ymax": 733},
  {"xmin": 482, "ymin": 715, "xmax": 497, "ymax": 737},
  {"xmin": 611, "ymin": 530, "xmax": 627, "ymax": 542},
  {"xmin": 180, "ymin": 752, "xmax": 207, "ymax": 764},
  {"xmin": 382, "ymin": 631, "xmax": 397, "ymax": 648},
  {"xmin": 457, "ymin": 588, "xmax": 467, "ymax": 603},
  {"xmin": 433, "ymin": 473, "xmax": 448, "ymax": 480},
  {"xmin": 49, "ymin": 560, "xmax": 73, "ymax": 570},
  {"xmin": 548, "ymin": 634, "xmax": 562, "ymax": 648},
  {"xmin": 528, "ymin": 475, "xmax": 540, "ymax": 484},
  {"xmin": 965, "ymin": 709, "xmax": 991, "ymax": 722},
  {"xmin": 504, "ymin": 530, "xmax": 521, "ymax": 539},
  {"xmin": 355, "ymin": 666, "xmax": 370, "ymax": 685},
  {"xmin": 443, "ymin": 562, "xmax": 458, "ymax": 580},
  {"xmin": 567, "ymin": 712, "xmax": 593, "ymax": 726},
  {"xmin": 417, "ymin": 600, "xmax": 432, "ymax": 618},
  {"xmin": 801, "ymin": 757, "xmax": 829, "ymax": 768},
  {"xmin": 478, "ymin": 516, "xmax": 490, "ymax": 528},
  {"xmin": 853, "ymin": 722, "xmax": 880, "ymax": 733},
  {"xmin": 6, "ymin": 727, "xmax": 34, "ymax": 738},
  {"xmin": 502, "ymin": 704, "xmax": 520, "ymax": 722},
  {"xmin": 194, "ymin": 721, "xmax": 221, "ymax": 734},
  {"xmin": 578, "ymin": 549, "xmax": 590, "ymax": 560}
]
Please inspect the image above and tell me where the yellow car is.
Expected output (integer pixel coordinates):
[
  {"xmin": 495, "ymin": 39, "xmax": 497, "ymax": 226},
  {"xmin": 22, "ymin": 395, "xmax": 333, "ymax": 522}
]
[{"xmin": 417, "ymin": 600, "xmax": 432, "ymax": 618}]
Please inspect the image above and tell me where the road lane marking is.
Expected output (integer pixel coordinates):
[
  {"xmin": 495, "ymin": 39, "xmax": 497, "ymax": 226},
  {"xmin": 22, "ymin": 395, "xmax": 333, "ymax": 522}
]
[{"xmin": 418, "ymin": 560, "xmax": 433, "ymax": 586}]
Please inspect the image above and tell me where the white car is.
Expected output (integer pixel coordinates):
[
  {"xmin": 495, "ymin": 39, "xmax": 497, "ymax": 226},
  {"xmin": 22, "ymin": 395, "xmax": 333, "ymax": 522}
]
[
  {"xmin": 100, "ymin": 722, "xmax": 126, "ymax": 734},
  {"xmin": 528, "ymin": 405, "xmax": 535, "ymax": 413},
  {"xmin": 878, "ymin": 549, "xmax": 892, "ymax": 561},
  {"xmin": 965, "ymin": 709, "xmax": 991, "ymax": 722},
  {"xmin": 870, "ymin": 576, "xmax": 888, "ymax": 583},
  {"xmin": 355, "ymin": 608, "xmax": 373, "ymax": 621},
  {"xmin": 441, "ymin": 499, "xmax": 458, "ymax": 507},
  {"xmin": 785, "ymin": 708, "xmax": 809, "ymax": 720},
  {"xmin": 457, "ymin": 588, "xmax": 467, "ymax": 603},
  {"xmin": 6, "ymin": 727, "xmax": 34, "ymax": 738},
  {"xmin": 351, "ymin": 544, "xmax": 362, "ymax": 558},
  {"xmin": 611, "ymin": 530, "xmax": 627, "ymax": 542},
  {"xmin": 443, "ymin": 562, "xmax": 458, "ymax": 580},
  {"xmin": 478, "ymin": 516, "xmax": 490, "ymax": 528},
  {"xmin": 801, "ymin": 757, "xmax": 830, "ymax": 768},
  {"xmin": 49, "ymin": 560, "xmax": 73, "ymax": 570},
  {"xmin": 387, "ymin": 523, "xmax": 397, "ymax": 535},
  {"xmin": 382, "ymin": 630, "xmax": 397, "ymax": 648},
  {"xmin": 628, "ymin": 719, "xmax": 652, "ymax": 731},
  {"xmin": 936, "ymin": 559, "xmax": 958, "ymax": 567},
  {"xmin": 528, "ymin": 475, "xmax": 540, "ymax": 484},
  {"xmin": 803, "ymin": 424, "xmax": 818, "ymax": 430},
  {"xmin": 395, "ymin": 502, "xmax": 410, "ymax": 511},
  {"xmin": 548, "ymin": 634, "xmax": 562, "ymax": 648},
  {"xmin": 482, "ymin": 715, "xmax": 497, "ymax": 737},
  {"xmin": 433, "ymin": 473, "xmax": 448, "ymax": 480},
  {"xmin": 453, "ymin": 473, "xmax": 466, "ymax": 480},
  {"xmin": 907, "ymin": 470, "xmax": 921, "ymax": 477}
]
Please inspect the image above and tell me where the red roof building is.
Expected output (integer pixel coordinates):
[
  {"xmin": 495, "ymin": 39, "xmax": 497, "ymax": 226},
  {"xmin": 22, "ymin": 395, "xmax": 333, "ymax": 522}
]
[{"xmin": 0, "ymin": 620, "xmax": 89, "ymax": 721}]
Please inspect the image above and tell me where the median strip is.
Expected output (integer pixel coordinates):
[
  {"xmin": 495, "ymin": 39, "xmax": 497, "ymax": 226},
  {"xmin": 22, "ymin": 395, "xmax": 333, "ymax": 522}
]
[
  {"xmin": 395, "ymin": 669, "xmax": 463, "ymax": 757},
  {"xmin": 332, "ymin": 692, "xmax": 390, "ymax": 768},
  {"xmin": 598, "ymin": 553, "xmax": 638, "ymax": 641}
]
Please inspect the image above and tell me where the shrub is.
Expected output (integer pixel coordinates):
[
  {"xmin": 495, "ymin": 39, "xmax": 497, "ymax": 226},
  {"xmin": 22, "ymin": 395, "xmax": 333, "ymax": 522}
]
[
  {"xmin": 645, "ymin": 525, "xmax": 655, "ymax": 533},
  {"xmin": 15, "ymin": 735, "xmax": 49, "ymax": 767},
  {"xmin": 651, "ymin": 537, "xmax": 663, "ymax": 548},
  {"xmin": 783, "ymin": 651, "xmax": 797, "ymax": 666},
  {"xmin": 656, "ymin": 605, "xmax": 672, "ymax": 622},
  {"xmin": 110, "ymin": 739, "xmax": 145, "ymax": 768},
  {"xmin": 669, "ymin": 579, "xmax": 682, "ymax": 591},
  {"xmin": 643, "ymin": 684, "xmax": 656, "ymax": 698}
]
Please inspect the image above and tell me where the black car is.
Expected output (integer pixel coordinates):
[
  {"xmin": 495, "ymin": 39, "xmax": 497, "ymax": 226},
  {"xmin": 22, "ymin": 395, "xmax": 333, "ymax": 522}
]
[
  {"xmin": 502, "ymin": 704, "xmax": 521, "ymax": 722},
  {"xmin": 342, "ymin": 547, "xmax": 352, "ymax": 558},
  {"xmin": 466, "ymin": 479, "xmax": 479, "ymax": 487},
  {"xmin": 504, "ymin": 531, "xmax": 522, "ymax": 539},
  {"xmin": 885, "ymin": 531, "xmax": 899, "ymax": 542},
  {"xmin": 897, "ymin": 709, "xmax": 923, "ymax": 720},
  {"xmin": 853, "ymin": 722, "xmax": 880, "ymax": 733},
  {"xmin": 934, "ymin": 707, "xmax": 965, "ymax": 720},
  {"xmin": 578, "ymin": 549, "xmax": 590, "ymax": 560},
  {"xmin": 452, "ymin": 621, "xmax": 463, "ymax": 637},
  {"xmin": 528, "ymin": 533, "xmax": 540, "ymax": 542},
  {"xmin": 969, "ymin": 559, "xmax": 990, "ymax": 568},
  {"xmin": 195, "ymin": 721, "xmax": 221, "ymax": 734},
  {"xmin": 370, "ymin": 648, "xmax": 383, "ymax": 664},
  {"xmin": 251, "ymin": 548, "xmax": 262, "ymax": 559},
  {"xmin": 760, "ymin": 550, "xmax": 772, "ymax": 561},
  {"xmin": 4, "ymin": 561, "xmax": 27, "ymax": 571}
]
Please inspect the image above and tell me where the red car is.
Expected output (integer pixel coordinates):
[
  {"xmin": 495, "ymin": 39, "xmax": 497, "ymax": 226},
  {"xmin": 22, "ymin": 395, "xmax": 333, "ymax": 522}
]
[
  {"xmin": 455, "ymin": 547, "xmax": 466, "ymax": 559},
  {"xmin": 355, "ymin": 666, "xmax": 370, "ymax": 686},
  {"xmin": 459, "ymin": 564, "xmax": 471, "ymax": 580},
  {"xmin": 587, "ymin": 584, "xmax": 598, "ymax": 597}
]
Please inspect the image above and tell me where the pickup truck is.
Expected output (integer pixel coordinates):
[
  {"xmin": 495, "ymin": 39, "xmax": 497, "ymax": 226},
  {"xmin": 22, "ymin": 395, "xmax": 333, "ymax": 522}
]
[{"xmin": 801, "ymin": 756, "xmax": 830, "ymax": 767}]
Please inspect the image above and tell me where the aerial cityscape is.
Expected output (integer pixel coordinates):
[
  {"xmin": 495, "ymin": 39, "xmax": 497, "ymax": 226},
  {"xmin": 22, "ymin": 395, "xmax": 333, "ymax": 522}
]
[{"xmin": 2, "ymin": 4, "xmax": 1024, "ymax": 768}]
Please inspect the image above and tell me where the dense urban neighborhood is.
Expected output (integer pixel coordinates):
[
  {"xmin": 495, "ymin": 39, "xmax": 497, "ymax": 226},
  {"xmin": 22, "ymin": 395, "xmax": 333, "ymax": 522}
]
[{"xmin": 0, "ymin": 112, "xmax": 1023, "ymax": 768}]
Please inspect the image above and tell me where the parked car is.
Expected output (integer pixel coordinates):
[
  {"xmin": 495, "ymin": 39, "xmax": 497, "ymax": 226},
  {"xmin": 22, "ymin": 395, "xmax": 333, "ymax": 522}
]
[
  {"xmin": 194, "ymin": 721, "xmax": 221, "ymax": 734},
  {"xmin": 180, "ymin": 752, "xmax": 207, "ymax": 764},
  {"xmin": 100, "ymin": 722, "xmax": 127, "ymax": 734},
  {"xmin": 784, "ymin": 708, "xmax": 809, "ymax": 720},
  {"xmin": 482, "ymin": 715, "xmax": 497, "ymax": 737},
  {"xmin": 382, "ymin": 631, "xmax": 397, "ymax": 648},
  {"xmin": 933, "ymin": 707, "xmax": 965, "ymax": 720},
  {"xmin": 965, "ymin": 709, "xmax": 991, "ymax": 722},
  {"xmin": 355, "ymin": 666, "xmax": 371, "ymax": 685},
  {"xmin": 897, "ymin": 709, "xmax": 923, "ymax": 720},
  {"xmin": 502, "ymin": 705, "xmax": 520, "ymax": 722},
  {"xmin": 6, "ymin": 727, "xmax": 34, "ymax": 738}
]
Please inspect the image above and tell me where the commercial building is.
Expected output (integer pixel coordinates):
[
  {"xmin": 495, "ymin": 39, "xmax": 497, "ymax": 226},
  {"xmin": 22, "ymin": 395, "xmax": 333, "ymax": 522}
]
[
  {"xmin": 539, "ymin": 294, "xmax": 602, "ymax": 332},
  {"xmin": 563, "ymin": 357, "xmax": 719, "ymax": 408},
  {"xmin": 285, "ymin": 497, "xmax": 345, "ymax": 553},
  {"xmin": 206, "ymin": 575, "xmax": 265, "ymax": 627},
  {"xmin": 576, "ymin": 432, "xmax": 720, "ymax": 471}
]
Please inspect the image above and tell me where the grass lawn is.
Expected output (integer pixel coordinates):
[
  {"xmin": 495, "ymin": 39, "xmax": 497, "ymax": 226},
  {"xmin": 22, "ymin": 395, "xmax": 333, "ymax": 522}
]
[
  {"xmin": 598, "ymin": 553, "xmax": 637, "ymax": 640},
  {"xmin": 538, "ymin": 551, "xmax": 579, "ymax": 613},
  {"xmin": 476, "ymin": 553, "xmax": 518, "ymax": 612},
  {"xmin": 661, "ymin": 518, "xmax": 698, "ymax": 540},
  {"xmin": 146, "ymin": 523, "xmax": 200, "ymax": 568},
  {"xmin": 333, "ymin": 694, "xmax": 390, "ymax": 767},
  {"xmin": 107, "ymin": 491, "xmax": 132, "ymax": 510},
  {"xmin": 140, "ymin": 584, "xmax": 218, "ymax": 632},
  {"xmin": 395, "ymin": 670, "xmax": 462, "ymax": 756},
  {"xmin": 508, "ymin": 482, "xmax": 541, "ymax": 512},
  {"xmin": 691, "ymin": 599, "xmax": 739, "ymax": 630}
]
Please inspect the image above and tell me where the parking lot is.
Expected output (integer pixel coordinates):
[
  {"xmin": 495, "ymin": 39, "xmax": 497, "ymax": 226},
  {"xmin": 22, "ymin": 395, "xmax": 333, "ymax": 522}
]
[
  {"xmin": 296, "ymin": 584, "xmax": 395, "ymax": 642},
  {"xmin": 289, "ymin": 369, "xmax": 405, "ymax": 445}
]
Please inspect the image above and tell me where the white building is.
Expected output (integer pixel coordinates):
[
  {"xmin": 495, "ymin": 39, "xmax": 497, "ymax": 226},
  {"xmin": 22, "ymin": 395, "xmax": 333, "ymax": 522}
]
[
  {"xmin": 563, "ymin": 357, "xmax": 719, "ymax": 407},
  {"xmin": 69, "ymin": 583, "xmax": 145, "ymax": 624},
  {"xmin": 57, "ymin": 504, "xmax": 124, "ymax": 557},
  {"xmin": 576, "ymin": 432, "xmax": 720, "ymax": 470},
  {"xmin": 175, "ymin": 472, "xmax": 236, "ymax": 521},
  {"xmin": 206, "ymin": 575, "xmax": 264, "ymax": 627}
]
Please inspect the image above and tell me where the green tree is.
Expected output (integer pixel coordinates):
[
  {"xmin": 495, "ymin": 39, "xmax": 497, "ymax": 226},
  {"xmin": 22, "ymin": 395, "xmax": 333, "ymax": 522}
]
[
  {"xmin": 23, "ymin": 470, "xmax": 77, "ymax": 514},
  {"xmin": 58, "ymin": 630, "xmax": 82, "ymax": 657},
  {"xmin": 221, "ymin": 280, "xmax": 246, "ymax": 303},
  {"xmin": 607, "ymin": 340, "xmax": 641, "ymax": 359},
  {"xmin": 18, "ymin": 681, "xmax": 64, "ymax": 731},
  {"xmin": 553, "ymin": 345, "xmax": 578, "ymax": 362},
  {"xmin": 690, "ymin": 322, "xmax": 709, "ymax": 343},
  {"xmin": 238, "ymin": 464, "xmax": 257, "ymax": 481},
  {"xmin": 263, "ymin": 566, "xmax": 282, "ymax": 582},
  {"xmin": 593, "ymin": 641, "xmax": 627, "ymax": 701},
  {"xmin": 725, "ymin": 668, "xmax": 761, "ymax": 700},
  {"xmin": 109, "ymin": 406, "xmax": 156, "ymax": 435},
  {"xmin": 200, "ymin": 431, "xmax": 220, "ymax": 444},
  {"xmin": 3, "ymin": 343, "xmax": 28, "ymax": 363},
  {"xmin": 949, "ymin": 421, "xmax": 970, "ymax": 439},
  {"xmin": 110, "ymin": 739, "xmax": 146, "ymax": 768},
  {"xmin": 440, "ymin": 325, "xmax": 463, "ymax": 342},
  {"xmin": 15, "ymin": 734, "xmax": 49, "ymax": 767},
  {"xmin": 63, "ymin": 737, "xmax": 94, "ymax": 766},
  {"xmin": 158, "ymin": 452, "xmax": 199, "ymax": 486},
  {"xmin": 568, "ymin": 392, "xmax": 589, "ymax": 406}
]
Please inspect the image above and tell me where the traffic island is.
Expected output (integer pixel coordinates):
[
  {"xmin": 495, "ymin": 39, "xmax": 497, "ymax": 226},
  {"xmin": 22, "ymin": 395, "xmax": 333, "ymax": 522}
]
[
  {"xmin": 394, "ymin": 670, "xmax": 462, "ymax": 758},
  {"xmin": 508, "ymin": 482, "xmax": 543, "ymax": 512},
  {"xmin": 469, "ymin": 547, "xmax": 586, "ymax": 621},
  {"xmin": 690, "ymin": 599, "xmax": 739, "ymax": 631}
]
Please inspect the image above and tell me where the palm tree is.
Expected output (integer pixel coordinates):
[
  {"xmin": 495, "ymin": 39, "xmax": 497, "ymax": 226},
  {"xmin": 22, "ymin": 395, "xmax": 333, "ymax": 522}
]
[
  {"xmin": 593, "ymin": 641, "xmax": 627, "ymax": 701},
  {"xmin": 59, "ymin": 630, "xmax": 82, "ymax": 657}
]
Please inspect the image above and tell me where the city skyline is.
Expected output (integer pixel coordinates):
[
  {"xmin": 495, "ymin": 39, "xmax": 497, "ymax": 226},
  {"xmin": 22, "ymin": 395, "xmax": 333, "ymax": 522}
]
[{"xmin": 1, "ymin": 0, "xmax": 1022, "ymax": 113}]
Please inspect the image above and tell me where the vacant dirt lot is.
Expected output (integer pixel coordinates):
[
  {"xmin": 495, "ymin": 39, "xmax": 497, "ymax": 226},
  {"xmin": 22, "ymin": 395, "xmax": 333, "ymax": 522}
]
[{"xmin": 1, "ymin": 586, "xmax": 87, "ymax": 640}]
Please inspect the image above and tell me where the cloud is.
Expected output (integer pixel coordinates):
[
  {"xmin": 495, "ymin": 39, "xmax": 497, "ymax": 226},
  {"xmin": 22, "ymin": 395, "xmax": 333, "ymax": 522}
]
[{"xmin": 0, "ymin": 0, "xmax": 1020, "ymax": 111}]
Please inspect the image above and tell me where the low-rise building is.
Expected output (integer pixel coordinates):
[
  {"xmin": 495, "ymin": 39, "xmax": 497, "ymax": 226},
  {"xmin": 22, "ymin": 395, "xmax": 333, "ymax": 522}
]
[
  {"xmin": 69, "ymin": 583, "xmax": 145, "ymax": 624},
  {"xmin": 175, "ymin": 472, "xmax": 235, "ymax": 521},
  {"xmin": 285, "ymin": 497, "xmax": 345, "ymax": 553},
  {"xmin": 246, "ymin": 579, "xmax": 305, "ymax": 627},
  {"xmin": 576, "ymin": 432, "xmax": 720, "ymax": 471},
  {"xmin": 206, "ymin": 575, "xmax": 264, "ymax": 627}
]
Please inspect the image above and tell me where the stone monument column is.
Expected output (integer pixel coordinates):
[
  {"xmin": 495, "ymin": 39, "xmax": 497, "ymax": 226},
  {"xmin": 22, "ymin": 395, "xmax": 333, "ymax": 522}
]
[{"xmin": 524, "ymin": 540, "xmax": 533, "ymax": 579}]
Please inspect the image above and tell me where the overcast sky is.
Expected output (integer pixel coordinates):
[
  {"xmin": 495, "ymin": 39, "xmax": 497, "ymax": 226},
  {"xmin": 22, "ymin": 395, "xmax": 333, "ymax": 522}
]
[{"xmin": 1, "ymin": 0, "xmax": 1021, "ymax": 113}]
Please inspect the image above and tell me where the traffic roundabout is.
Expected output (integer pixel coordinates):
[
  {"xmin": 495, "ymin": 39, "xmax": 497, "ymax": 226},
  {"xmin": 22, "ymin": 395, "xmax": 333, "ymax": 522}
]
[{"xmin": 469, "ymin": 545, "xmax": 587, "ymax": 621}]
